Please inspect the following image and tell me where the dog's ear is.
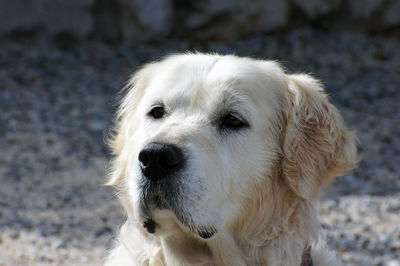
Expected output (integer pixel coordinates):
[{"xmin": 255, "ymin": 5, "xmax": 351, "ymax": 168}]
[
  {"xmin": 106, "ymin": 63, "xmax": 158, "ymax": 186},
  {"xmin": 282, "ymin": 74, "xmax": 357, "ymax": 200}
]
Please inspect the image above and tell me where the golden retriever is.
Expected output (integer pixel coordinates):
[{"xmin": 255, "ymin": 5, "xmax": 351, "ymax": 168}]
[{"xmin": 105, "ymin": 53, "xmax": 357, "ymax": 266}]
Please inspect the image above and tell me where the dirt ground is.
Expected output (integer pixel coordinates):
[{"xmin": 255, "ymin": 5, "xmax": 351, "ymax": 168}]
[{"xmin": 1, "ymin": 28, "xmax": 399, "ymax": 265}]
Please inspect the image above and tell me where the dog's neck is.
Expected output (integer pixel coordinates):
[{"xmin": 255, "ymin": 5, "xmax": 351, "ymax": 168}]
[
  {"xmin": 114, "ymin": 184, "xmax": 319, "ymax": 265},
  {"xmin": 151, "ymin": 199, "xmax": 319, "ymax": 265}
]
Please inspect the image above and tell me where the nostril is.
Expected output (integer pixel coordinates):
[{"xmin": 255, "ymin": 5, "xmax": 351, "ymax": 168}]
[
  {"xmin": 159, "ymin": 154, "xmax": 182, "ymax": 169},
  {"xmin": 138, "ymin": 152, "xmax": 150, "ymax": 167},
  {"xmin": 159, "ymin": 155, "xmax": 170, "ymax": 169}
]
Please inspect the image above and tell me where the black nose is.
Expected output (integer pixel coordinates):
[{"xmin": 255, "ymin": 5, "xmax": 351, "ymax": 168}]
[{"xmin": 138, "ymin": 142, "xmax": 185, "ymax": 181}]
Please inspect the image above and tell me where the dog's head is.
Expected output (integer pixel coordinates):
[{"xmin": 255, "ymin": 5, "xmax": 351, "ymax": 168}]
[{"xmin": 107, "ymin": 53, "xmax": 357, "ymax": 240}]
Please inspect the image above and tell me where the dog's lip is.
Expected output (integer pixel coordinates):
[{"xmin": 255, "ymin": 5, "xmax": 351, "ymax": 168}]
[
  {"xmin": 143, "ymin": 217, "xmax": 156, "ymax": 234},
  {"xmin": 138, "ymin": 176, "xmax": 217, "ymax": 239},
  {"xmin": 140, "ymin": 206, "xmax": 218, "ymax": 239},
  {"xmin": 197, "ymin": 229, "xmax": 215, "ymax": 239}
]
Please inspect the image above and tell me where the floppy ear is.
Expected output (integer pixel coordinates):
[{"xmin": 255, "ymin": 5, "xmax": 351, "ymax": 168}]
[{"xmin": 282, "ymin": 74, "xmax": 357, "ymax": 200}]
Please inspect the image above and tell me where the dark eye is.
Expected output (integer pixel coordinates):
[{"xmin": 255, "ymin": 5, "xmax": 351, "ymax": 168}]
[
  {"xmin": 148, "ymin": 106, "xmax": 165, "ymax": 119},
  {"xmin": 220, "ymin": 114, "xmax": 248, "ymax": 130}
]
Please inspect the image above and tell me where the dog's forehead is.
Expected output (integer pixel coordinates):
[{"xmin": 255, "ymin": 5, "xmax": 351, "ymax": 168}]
[
  {"xmin": 143, "ymin": 56, "xmax": 214, "ymax": 101},
  {"xmin": 143, "ymin": 55, "xmax": 283, "ymax": 114}
]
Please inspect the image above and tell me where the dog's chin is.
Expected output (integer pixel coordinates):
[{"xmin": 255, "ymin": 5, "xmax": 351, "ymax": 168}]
[
  {"xmin": 136, "ymin": 196, "xmax": 217, "ymax": 240},
  {"xmin": 133, "ymin": 174, "xmax": 217, "ymax": 239}
]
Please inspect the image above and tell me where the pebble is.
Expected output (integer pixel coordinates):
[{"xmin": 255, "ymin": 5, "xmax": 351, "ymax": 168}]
[
  {"xmin": 0, "ymin": 28, "xmax": 399, "ymax": 265},
  {"xmin": 54, "ymin": 239, "xmax": 68, "ymax": 249},
  {"xmin": 88, "ymin": 120, "xmax": 107, "ymax": 132},
  {"xmin": 387, "ymin": 260, "xmax": 400, "ymax": 266}
]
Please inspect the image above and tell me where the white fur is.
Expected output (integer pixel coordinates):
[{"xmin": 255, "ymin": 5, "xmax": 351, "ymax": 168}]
[{"xmin": 105, "ymin": 53, "xmax": 357, "ymax": 265}]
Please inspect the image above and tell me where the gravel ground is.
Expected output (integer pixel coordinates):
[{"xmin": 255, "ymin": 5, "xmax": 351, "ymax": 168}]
[{"xmin": 0, "ymin": 28, "xmax": 399, "ymax": 265}]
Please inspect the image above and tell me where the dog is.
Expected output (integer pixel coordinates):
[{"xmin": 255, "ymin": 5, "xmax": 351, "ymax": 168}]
[{"xmin": 104, "ymin": 53, "xmax": 357, "ymax": 265}]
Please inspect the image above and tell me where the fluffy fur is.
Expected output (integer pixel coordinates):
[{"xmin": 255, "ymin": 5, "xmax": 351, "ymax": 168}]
[{"xmin": 104, "ymin": 53, "xmax": 357, "ymax": 266}]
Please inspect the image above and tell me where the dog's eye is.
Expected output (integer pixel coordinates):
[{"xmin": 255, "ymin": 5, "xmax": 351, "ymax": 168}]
[
  {"xmin": 220, "ymin": 114, "xmax": 248, "ymax": 130},
  {"xmin": 148, "ymin": 106, "xmax": 165, "ymax": 119}
]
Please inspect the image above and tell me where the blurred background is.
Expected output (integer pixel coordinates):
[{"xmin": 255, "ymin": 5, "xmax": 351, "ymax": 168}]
[{"xmin": 0, "ymin": 0, "xmax": 399, "ymax": 265}]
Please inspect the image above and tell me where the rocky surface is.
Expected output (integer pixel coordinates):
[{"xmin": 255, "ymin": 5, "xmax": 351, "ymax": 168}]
[
  {"xmin": 0, "ymin": 28, "xmax": 399, "ymax": 265},
  {"xmin": 0, "ymin": 0, "xmax": 94, "ymax": 37},
  {"xmin": 1, "ymin": 0, "xmax": 400, "ymax": 42}
]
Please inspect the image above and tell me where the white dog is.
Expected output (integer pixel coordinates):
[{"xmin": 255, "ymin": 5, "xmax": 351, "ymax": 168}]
[{"xmin": 105, "ymin": 53, "xmax": 357, "ymax": 266}]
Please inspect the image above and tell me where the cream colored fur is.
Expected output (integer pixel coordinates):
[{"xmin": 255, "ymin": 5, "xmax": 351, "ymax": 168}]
[{"xmin": 104, "ymin": 53, "xmax": 357, "ymax": 266}]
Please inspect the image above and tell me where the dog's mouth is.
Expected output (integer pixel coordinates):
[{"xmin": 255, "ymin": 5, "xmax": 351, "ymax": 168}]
[
  {"xmin": 139, "ymin": 182, "xmax": 216, "ymax": 239},
  {"xmin": 143, "ymin": 217, "xmax": 156, "ymax": 234},
  {"xmin": 142, "ymin": 216, "xmax": 216, "ymax": 239}
]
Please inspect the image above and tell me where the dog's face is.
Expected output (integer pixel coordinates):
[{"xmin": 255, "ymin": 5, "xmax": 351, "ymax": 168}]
[
  {"xmin": 108, "ymin": 54, "xmax": 356, "ymax": 240},
  {"xmin": 128, "ymin": 55, "xmax": 287, "ymax": 237}
]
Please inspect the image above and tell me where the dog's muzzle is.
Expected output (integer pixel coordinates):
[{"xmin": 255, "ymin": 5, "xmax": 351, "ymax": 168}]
[
  {"xmin": 137, "ymin": 142, "xmax": 215, "ymax": 239},
  {"xmin": 137, "ymin": 142, "xmax": 185, "ymax": 234},
  {"xmin": 138, "ymin": 142, "xmax": 185, "ymax": 181}
]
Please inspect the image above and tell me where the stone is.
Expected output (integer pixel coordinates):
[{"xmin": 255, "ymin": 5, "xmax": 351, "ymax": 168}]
[
  {"xmin": 42, "ymin": 0, "xmax": 94, "ymax": 37},
  {"xmin": 0, "ymin": 0, "xmax": 94, "ymax": 37},
  {"xmin": 119, "ymin": 0, "xmax": 173, "ymax": 42},
  {"xmin": 54, "ymin": 238, "xmax": 68, "ymax": 249},
  {"xmin": 347, "ymin": 0, "xmax": 400, "ymax": 31},
  {"xmin": 380, "ymin": 0, "xmax": 400, "ymax": 29},
  {"xmin": 387, "ymin": 260, "xmax": 400, "ymax": 266},
  {"xmin": 92, "ymin": 0, "xmax": 122, "ymax": 41},
  {"xmin": 292, "ymin": 0, "xmax": 342, "ymax": 19},
  {"xmin": 252, "ymin": 0, "xmax": 289, "ymax": 32},
  {"xmin": 0, "ymin": 0, "xmax": 42, "ymax": 34},
  {"xmin": 348, "ymin": 0, "xmax": 384, "ymax": 19},
  {"xmin": 183, "ymin": 0, "xmax": 234, "ymax": 29},
  {"xmin": 180, "ymin": 0, "xmax": 289, "ymax": 40},
  {"xmin": 88, "ymin": 120, "xmax": 107, "ymax": 132}
]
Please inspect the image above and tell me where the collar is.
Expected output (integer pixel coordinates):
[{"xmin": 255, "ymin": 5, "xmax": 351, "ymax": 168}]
[{"xmin": 301, "ymin": 246, "xmax": 313, "ymax": 266}]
